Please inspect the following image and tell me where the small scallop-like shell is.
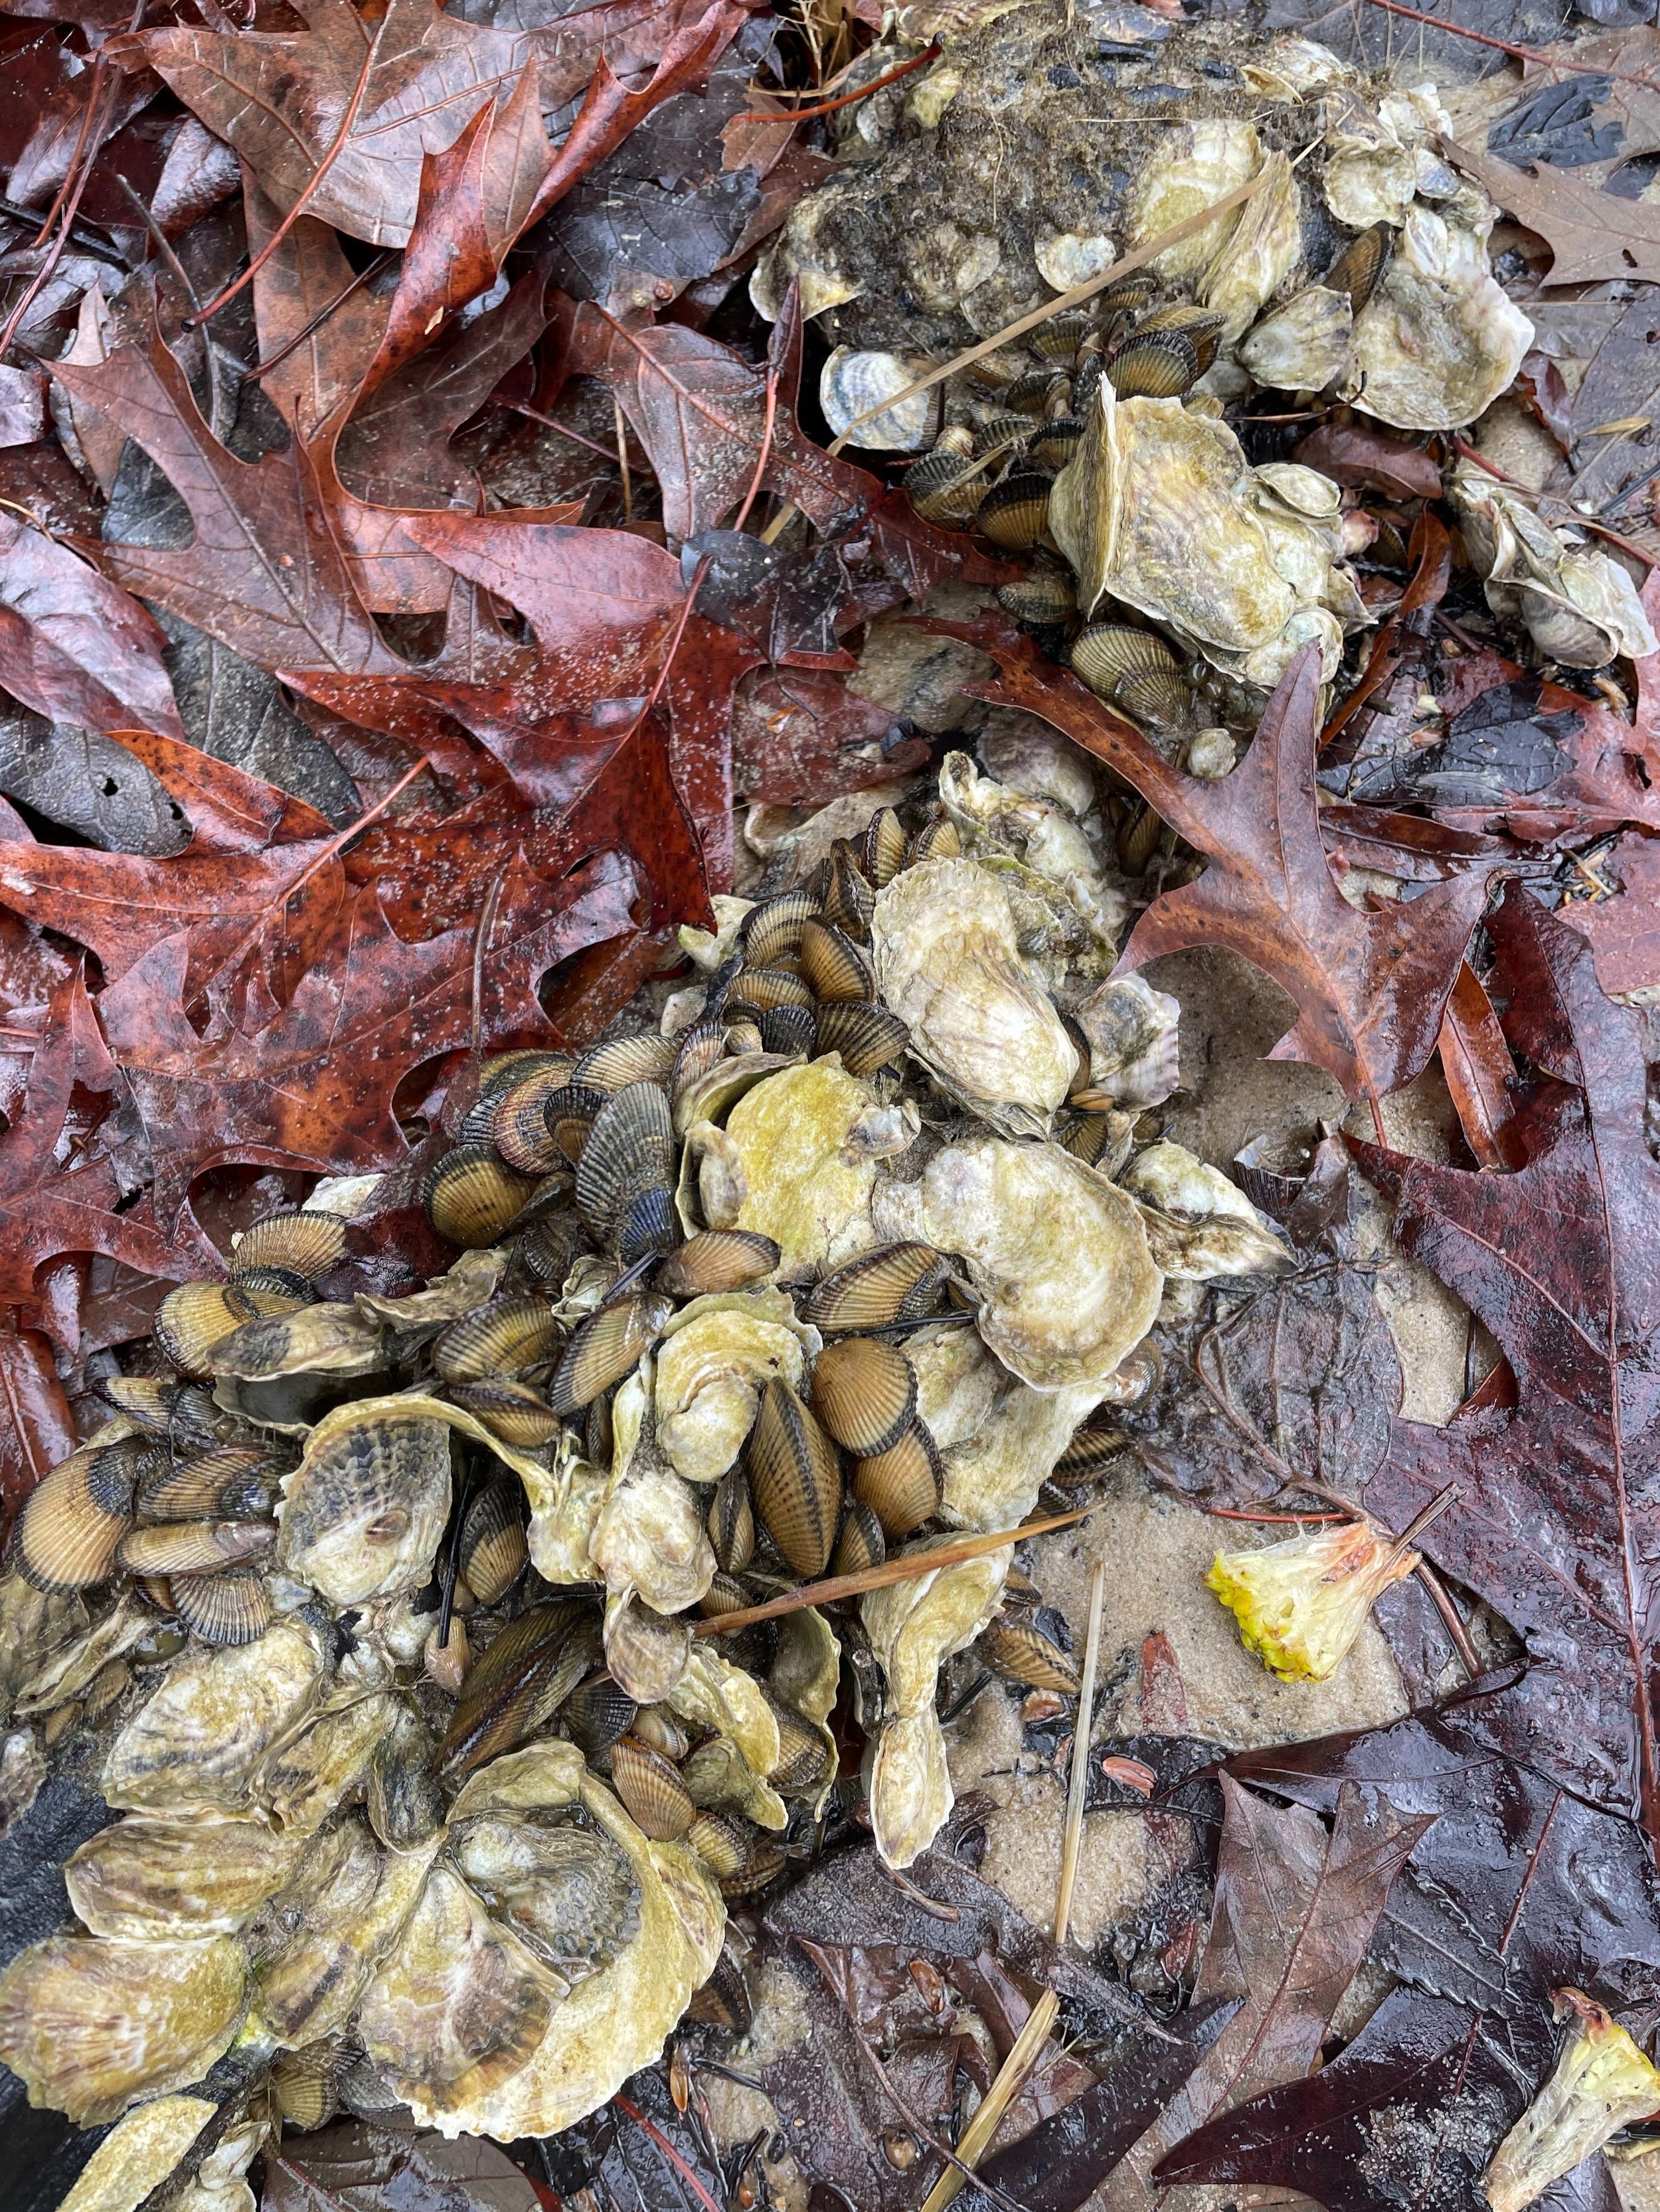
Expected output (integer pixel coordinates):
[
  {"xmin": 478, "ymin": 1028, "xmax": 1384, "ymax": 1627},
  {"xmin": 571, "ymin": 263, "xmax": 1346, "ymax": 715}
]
[
  {"xmin": 13, "ymin": 1442, "xmax": 139, "ymax": 1593},
  {"xmin": 432, "ymin": 1297, "xmax": 563, "ymax": 1383},
  {"xmin": 767, "ymin": 1700, "xmax": 830, "ymax": 1793},
  {"xmin": 481, "ymin": 1048, "xmax": 573, "ymax": 1097},
  {"xmin": 610, "ymin": 1735, "xmax": 695, "ymax": 1840},
  {"xmin": 740, "ymin": 890, "xmax": 819, "ymax": 969},
  {"xmin": 459, "ymin": 1480, "xmax": 529, "ymax": 1605},
  {"xmin": 801, "ymin": 1243, "xmax": 948, "ymax": 1331},
  {"xmin": 973, "ymin": 412, "xmax": 1031, "ymax": 460},
  {"xmin": 979, "ymin": 1615, "xmax": 1080, "ymax": 1693},
  {"xmin": 813, "ymin": 1002, "xmax": 910, "ymax": 1079},
  {"xmin": 997, "ymin": 572, "xmax": 1078, "ymax": 627},
  {"xmin": 811, "ymin": 1337, "xmax": 916, "ymax": 1457},
  {"xmin": 686, "ymin": 1811, "xmax": 749, "ymax": 1877},
  {"xmin": 719, "ymin": 1842, "xmax": 787, "ymax": 1898},
  {"xmin": 154, "ymin": 1282, "xmax": 258, "ymax": 1377},
  {"xmin": 423, "ymin": 1147, "xmax": 537, "ymax": 1249},
  {"xmin": 707, "ymin": 1466, "xmax": 757, "ymax": 1574},
  {"xmin": 171, "ymin": 1567, "xmax": 272, "ymax": 1646},
  {"xmin": 821, "ymin": 846, "xmax": 876, "ymax": 940},
  {"xmin": 657, "ymin": 1229, "xmax": 780, "ymax": 1299},
  {"xmin": 748, "ymin": 1379, "xmax": 842, "ymax": 1580},
  {"xmin": 1029, "ymin": 416, "xmax": 1086, "ymax": 473},
  {"xmin": 116, "ymin": 1520, "xmax": 276, "ymax": 1577},
  {"xmin": 852, "ymin": 1420, "xmax": 943, "ymax": 1539},
  {"xmin": 1325, "ymin": 221, "xmax": 1391, "ymax": 313},
  {"xmin": 548, "ymin": 1295, "xmax": 671, "ymax": 1417},
  {"xmin": 445, "ymin": 1378, "xmax": 563, "ymax": 1448},
  {"xmin": 540, "ymin": 1083, "xmax": 608, "ymax": 1166},
  {"xmin": 1051, "ymin": 1416, "xmax": 1129, "ymax": 1486},
  {"xmin": 573, "ymin": 1033, "xmax": 675, "ymax": 1094},
  {"xmin": 861, "ymin": 809, "xmax": 908, "ymax": 890},
  {"xmin": 976, "ymin": 471, "xmax": 1052, "ymax": 552},
  {"xmin": 629, "ymin": 1704, "xmax": 690, "ymax": 1761},
  {"xmin": 232, "ymin": 1211, "xmax": 347, "ymax": 1282},
  {"xmin": 833, "ymin": 1498, "xmax": 886, "ymax": 1575},
  {"xmin": 564, "ymin": 1675, "xmax": 638, "ymax": 1767},
  {"xmin": 1004, "ymin": 368, "xmax": 1067, "ymax": 414},
  {"xmin": 1033, "ymin": 309, "xmax": 1096, "ymax": 362},
  {"xmin": 908, "ymin": 817, "xmax": 961, "ymax": 864},
  {"xmin": 799, "ymin": 921, "xmax": 875, "ymax": 1004},
  {"xmin": 671, "ymin": 1019, "xmax": 730, "ymax": 1103},
  {"xmin": 272, "ymin": 2041, "xmax": 341, "ymax": 2130},
  {"xmin": 1108, "ymin": 327, "xmax": 1201, "ymax": 400},
  {"xmin": 576, "ymin": 1083, "xmax": 677, "ymax": 1251}
]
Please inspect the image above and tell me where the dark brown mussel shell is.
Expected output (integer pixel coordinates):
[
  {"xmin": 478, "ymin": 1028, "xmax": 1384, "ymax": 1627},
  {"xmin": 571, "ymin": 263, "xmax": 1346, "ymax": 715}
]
[
  {"xmin": 687, "ymin": 1948, "xmax": 753, "ymax": 2031},
  {"xmin": 432, "ymin": 1296, "xmax": 564, "ymax": 1383},
  {"xmin": 657, "ymin": 1229, "xmax": 780, "ymax": 1300},
  {"xmin": 976, "ymin": 471, "xmax": 1052, "ymax": 552},
  {"xmin": 833, "ymin": 1498, "xmax": 886, "ymax": 1575},
  {"xmin": 230, "ymin": 1211, "xmax": 347, "ymax": 1283},
  {"xmin": 137, "ymin": 1444, "xmax": 284, "ymax": 1522},
  {"xmin": 1325, "ymin": 222, "xmax": 1391, "ymax": 314},
  {"xmin": 799, "ymin": 920, "xmax": 875, "ymax": 1004},
  {"xmin": 116, "ymin": 1520, "xmax": 276, "ymax": 1577},
  {"xmin": 1029, "ymin": 416, "xmax": 1086, "ymax": 472},
  {"xmin": 610, "ymin": 1734, "xmax": 696, "ymax": 1840},
  {"xmin": 564, "ymin": 1674, "xmax": 638, "ymax": 1768},
  {"xmin": 757, "ymin": 1004, "xmax": 817, "ymax": 1060},
  {"xmin": 801, "ymin": 1243, "xmax": 948, "ymax": 1330},
  {"xmin": 1108, "ymin": 328, "xmax": 1201, "ymax": 400},
  {"xmin": 459, "ymin": 1478, "xmax": 529, "ymax": 1605},
  {"xmin": 979, "ymin": 1614, "xmax": 1080, "ymax": 1694},
  {"xmin": 861, "ymin": 807, "xmax": 908, "ymax": 889},
  {"xmin": 739, "ymin": 889, "xmax": 819, "ymax": 969},
  {"xmin": 813, "ymin": 1002, "xmax": 908, "ymax": 1079},
  {"xmin": 171, "ymin": 1566, "xmax": 272, "ymax": 1646},
  {"xmin": 852, "ymin": 1419, "xmax": 944, "ymax": 1538},
  {"xmin": 708, "ymin": 1466, "xmax": 756, "ymax": 1574},
  {"xmin": 154, "ymin": 1281, "xmax": 260, "ymax": 1377},
  {"xmin": 902, "ymin": 446, "xmax": 982, "ymax": 525},
  {"xmin": 747, "ymin": 1378, "xmax": 842, "ymax": 1580},
  {"xmin": 997, "ymin": 572, "xmax": 1078, "ymax": 626},
  {"xmin": 576, "ymin": 1081, "xmax": 677, "ymax": 1252},
  {"xmin": 423, "ymin": 1146, "xmax": 537, "ymax": 1249},
  {"xmin": 448, "ymin": 1377, "xmax": 563, "ymax": 1447},
  {"xmin": 437, "ymin": 1599, "xmax": 598, "ymax": 1778},
  {"xmin": 573, "ymin": 1033, "xmax": 675, "ymax": 1094},
  {"xmin": 1053, "ymin": 1417, "xmax": 1130, "ymax": 1485},
  {"xmin": 811, "ymin": 1336, "xmax": 916, "ymax": 1457},
  {"xmin": 540, "ymin": 1083, "xmax": 609, "ymax": 1167},
  {"xmin": 11, "ymin": 1439, "xmax": 141, "ymax": 1592},
  {"xmin": 548, "ymin": 1295, "xmax": 669, "ymax": 1417}
]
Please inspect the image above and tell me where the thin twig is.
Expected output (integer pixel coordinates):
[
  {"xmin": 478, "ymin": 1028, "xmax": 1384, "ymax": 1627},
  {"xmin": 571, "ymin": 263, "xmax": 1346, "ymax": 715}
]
[
  {"xmin": 185, "ymin": 13, "xmax": 386, "ymax": 327},
  {"xmin": 613, "ymin": 395, "xmax": 633, "ymax": 525},
  {"xmin": 691, "ymin": 1507, "xmax": 1096, "ymax": 1635},
  {"xmin": 507, "ymin": 398, "xmax": 643, "ymax": 467},
  {"xmin": 827, "ymin": 168, "xmax": 1270, "ymax": 451},
  {"xmin": 1203, "ymin": 1505, "xmax": 1349, "ymax": 1523},
  {"xmin": 612, "ymin": 2094, "xmax": 724, "ymax": 2212},
  {"xmin": 1053, "ymin": 1559, "xmax": 1105, "ymax": 1950},
  {"xmin": 918, "ymin": 1988, "xmax": 1061, "ymax": 2212},
  {"xmin": 731, "ymin": 38, "xmax": 941, "ymax": 121},
  {"xmin": 1361, "ymin": 0, "xmax": 1660, "ymax": 92},
  {"xmin": 468, "ymin": 865, "xmax": 507, "ymax": 1060},
  {"xmin": 733, "ymin": 362, "xmax": 778, "ymax": 533},
  {"xmin": 1416, "ymin": 1558, "xmax": 1482, "ymax": 1680},
  {"xmin": 244, "ymin": 248, "xmax": 394, "ymax": 382}
]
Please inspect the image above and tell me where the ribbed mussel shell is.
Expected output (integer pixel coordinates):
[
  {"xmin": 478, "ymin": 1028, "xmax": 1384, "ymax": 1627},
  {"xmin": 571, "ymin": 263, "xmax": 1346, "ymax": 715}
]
[
  {"xmin": 1326, "ymin": 221, "xmax": 1391, "ymax": 313},
  {"xmin": 851, "ymin": 1420, "xmax": 943, "ymax": 1539},
  {"xmin": 423, "ymin": 1146, "xmax": 537, "ymax": 1247},
  {"xmin": 801, "ymin": 1244, "xmax": 948, "ymax": 1330},
  {"xmin": 747, "ymin": 1378, "xmax": 842, "ymax": 1579},
  {"xmin": 979, "ymin": 1615, "xmax": 1080, "ymax": 1694},
  {"xmin": 811, "ymin": 1337, "xmax": 916, "ymax": 1457},
  {"xmin": 432, "ymin": 1297, "xmax": 562, "ymax": 1384},
  {"xmin": 861, "ymin": 808, "xmax": 907, "ymax": 889},
  {"xmin": 609, "ymin": 1735, "xmax": 695, "ymax": 1840},
  {"xmin": 12, "ymin": 1441, "xmax": 140, "ymax": 1591},
  {"xmin": 436, "ymin": 1599, "xmax": 597, "ymax": 1778}
]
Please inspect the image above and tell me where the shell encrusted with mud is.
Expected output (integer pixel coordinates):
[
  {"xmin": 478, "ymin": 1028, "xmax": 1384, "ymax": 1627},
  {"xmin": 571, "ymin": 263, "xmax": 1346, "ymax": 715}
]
[{"xmin": 0, "ymin": 773, "xmax": 1301, "ymax": 2149}]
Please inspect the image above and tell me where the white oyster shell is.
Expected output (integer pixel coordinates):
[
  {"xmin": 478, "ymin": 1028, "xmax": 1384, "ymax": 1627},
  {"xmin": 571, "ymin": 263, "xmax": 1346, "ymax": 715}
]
[
  {"xmin": 871, "ymin": 858, "xmax": 1078, "ymax": 1134},
  {"xmin": 1075, "ymin": 973, "xmax": 1181, "ymax": 1107},
  {"xmin": 976, "ymin": 710, "xmax": 1098, "ymax": 818},
  {"xmin": 918, "ymin": 1137, "xmax": 1163, "ymax": 1389},
  {"xmin": 1343, "ymin": 208, "xmax": 1533, "ymax": 432},
  {"xmin": 654, "ymin": 1290, "xmax": 816, "ymax": 1485},
  {"xmin": 1200, "ymin": 150, "xmax": 1302, "ymax": 340},
  {"xmin": 1125, "ymin": 119, "xmax": 1262, "ymax": 281},
  {"xmin": 1121, "ymin": 1140, "xmax": 1294, "ymax": 1279},
  {"xmin": 1450, "ymin": 460, "xmax": 1659, "ymax": 667},
  {"xmin": 941, "ymin": 1378, "xmax": 1104, "ymax": 1531},
  {"xmin": 1035, "ymin": 230, "xmax": 1117, "ymax": 291},
  {"xmin": 819, "ymin": 348, "xmax": 934, "ymax": 450},
  {"xmin": 667, "ymin": 1645, "xmax": 782, "ymax": 1781},
  {"xmin": 1239, "ymin": 285, "xmax": 1354, "ymax": 392},
  {"xmin": 591, "ymin": 1368, "xmax": 715, "ymax": 1615},
  {"xmin": 938, "ymin": 752, "xmax": 1123, "ymax": 951}
]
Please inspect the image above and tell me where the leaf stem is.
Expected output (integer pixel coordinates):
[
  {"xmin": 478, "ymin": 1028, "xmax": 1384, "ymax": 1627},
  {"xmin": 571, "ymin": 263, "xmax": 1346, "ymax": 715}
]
[
  {"xmin": 243, "ymin": 248, "xmax": 394, "ymax": 382},
  {"xmin": 730, "ymin": 38, "xmax": 940, "ymax": 121}
]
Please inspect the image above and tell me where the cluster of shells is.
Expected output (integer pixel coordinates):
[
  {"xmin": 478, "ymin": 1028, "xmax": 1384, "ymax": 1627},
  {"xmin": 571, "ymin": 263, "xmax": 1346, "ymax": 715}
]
[
  {"xmin": 0, "ymin": 782, "xmax": 1299, "ymax": 2156},
  {"xmin": 807, "ymin": 28, "xmax": 1655, "ymax": 684}
]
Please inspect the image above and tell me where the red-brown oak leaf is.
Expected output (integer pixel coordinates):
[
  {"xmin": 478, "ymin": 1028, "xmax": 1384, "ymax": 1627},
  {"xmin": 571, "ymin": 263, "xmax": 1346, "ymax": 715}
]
[
  {"xmin": 961, "ymin": 621, "xmax": 1509, "ymax": 1104},
  {"xmin": 0, "ymin": 513, "xmax": 187, "ymax": 742}
]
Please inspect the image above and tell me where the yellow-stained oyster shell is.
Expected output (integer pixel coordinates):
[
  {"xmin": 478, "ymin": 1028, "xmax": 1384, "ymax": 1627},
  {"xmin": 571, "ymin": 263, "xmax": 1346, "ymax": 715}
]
[
  {"xmin": 724, "ymin": 1062, "xmax": 883, "ymax": 1279},
  {"xmin": 653, "ymin": 1291, "xmax": 817, "ymax": 1486},
  {"xmin": 66, "ymin": 1816, "xmax": 309, "ymax": 1939},
  {"xmin": 1125, "ymin": 118, "xmax": 1262, "ymax": 281},
  {"xmin": 103, "ymin": 1620, "xmax": 329, "ymax": 1816}
]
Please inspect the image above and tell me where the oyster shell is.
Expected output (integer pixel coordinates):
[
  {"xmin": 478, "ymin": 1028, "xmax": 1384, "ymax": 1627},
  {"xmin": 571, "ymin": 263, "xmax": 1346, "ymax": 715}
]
[
  {"xmin": 277, "ymin": 1406, "xmax": 452, "ymax": 1605},
  {"xmin": 938, "ymin": 753, "xmax": 1123, "ymax": 952},
  {"xmin": 66, "ymin": 1815, "xmax": 309, "ymax": 1938},
  {"xmin": 724, "ymin": 1061, "xmax": 883, "ymax": 1278},
  {"xmin": 975, "ymin": 712, "xmax": 1097, "ymax": 819},
  {"xmin": 819, "ymin": 348, "xmax": 933, "ymax": 449},
  {"xmin": 0, "ymin": 1935, "xmax": 246, "ymax": 2124},
  {"xmin": 1238, "ymin": 285, "xmax": 1354, "ymax": 392},
  {"xmin": 1075, "ymin": 973, "xmax": 1182, "ymax": 1107},
  {"xmin": 250, "ymin": 1817, "xmax": 438, "ymax": 2046},
  {"xmin": 1125, "ymin": 119, "xmax": 1262, "ymax": 281},
  {"xmin": 1450, "ymin": 460, "xmax": 1658, "ymax": 667},
  {"xmin": 591, "ymin": 1370, "xmax": 716, "ymax": 1614},
  {"xmin": 941, "ymin": 1378, "xmax": 1105, "ymax": 1530},
  {"xmin": 104, "ymin": 1620, "xmax": 329, "ymax": 1816},
  {"xmin": 1343, "ymin": 208, "xmax": 1533, "ymax": 432},
  {"xmin": 871, "ymin": 858, "xmax": 1078, "ymax": 1134},
  {"xmin": 667, "ymin": 1644, "xmax": 782, "ymax": 1782},
  {"xmin": 1121, "ymin": 1140, "xmax": 1295, "ymax": 1278},
  {"xmin": 916, "ymin": 1137, "xmax": 1163, "ymax": 1389},
  {"xmin": 259, "ymin": 1688, "xmax": 402, "ymax": 1834},
  {"xmin": 1199, "ymin": 149, "xmax": 1302, "ymax": 339},
  {"xmin": 654, "ymin": 1291, "xmax": 817, "ymax": 1486}
]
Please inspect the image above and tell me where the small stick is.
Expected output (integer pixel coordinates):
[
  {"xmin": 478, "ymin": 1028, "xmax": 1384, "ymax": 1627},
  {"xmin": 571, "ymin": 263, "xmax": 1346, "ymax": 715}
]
[
  {"xmin": 731, "ymin": 39, "xmax": 941, "ymax": 123},
  {"xmin": 916, "ymin": 1987, "xmax": 1062, "ymax": 2212},
  {"xmin": 1361, "ymin": 0, "xmax": 1660, "ymax": 94},
  {"xmin": 613, "ymin": 395, "xmax": 633, "ymax": 525},
  {"xmin": 1053, "ymin": 1559, "xmax": 1106, "ymax": 1948},
  {"xmin": 827, "ymin": 169, "xmax": 1270, "ymax": 451},
  {"xmin": 244, "ymin": 248, "xmax": 394, "ymax": 382},
  {"xmin": 691, "ymin": 1506, "xmax": 1096, "ymax": 1635}
]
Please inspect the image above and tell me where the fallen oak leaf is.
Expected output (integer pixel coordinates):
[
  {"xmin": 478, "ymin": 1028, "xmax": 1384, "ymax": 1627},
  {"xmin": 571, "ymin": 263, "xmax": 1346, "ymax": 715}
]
[
  {"xmin": 1351, "ymin": 883, "xmax": 1660, "ymax": 1836},
  {"xmin": 1447, "ymin": 137, "xmax": 1660, "ymax": 287},
  {"xmin": 105, "ymin": 727, "xmax": 335, "ymax": 854},
  {"xmin": 0, "ymin": 1326, "xmax": 75, "ymax": 1522},
  {"xmin": 0, "ymin": 512, "xmax": 188, "ymax": 742},
  {"xmin": 1560, "ymin": 830, "xmax": 1660, "ymax": 994},
  {"xmin": 959, "ymin": 620, "xmax": 1509, "ymax": 1106}
]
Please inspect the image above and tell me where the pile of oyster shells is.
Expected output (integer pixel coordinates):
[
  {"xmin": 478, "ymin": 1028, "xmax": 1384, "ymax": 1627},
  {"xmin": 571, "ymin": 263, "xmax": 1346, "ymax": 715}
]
[
  {"xmin": 797, "ymin": 23, "xmax": 1655, "ymax": 693},
  {"xmin": 0, "ymin": 775, "xmax": 1296, "ymax": 2161}
]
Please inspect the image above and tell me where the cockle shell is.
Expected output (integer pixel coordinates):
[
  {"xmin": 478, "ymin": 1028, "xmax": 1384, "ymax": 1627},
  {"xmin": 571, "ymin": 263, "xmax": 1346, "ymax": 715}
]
[
  {"xmin": 1343, "ymin": 208, "xmax": 1532, "ymax": 432},
  {"xmin": 653, "ymin": 1290, "xmax": 818, "ymax": 1486},
  {"xmin": 103, "ymin": 1619, "xmax": 329, "ymax": 1816},
  {"xmin": 724, "ymin": 1061, "xmax": 883, "ymax": 1279},
  {"xmin": 915, "ymin": 1137, "xmax": 1162, "ymax": 1390},
  {"xmin": 871, "ymin": 858, "xmax": 1078, "ymax": 1135}
]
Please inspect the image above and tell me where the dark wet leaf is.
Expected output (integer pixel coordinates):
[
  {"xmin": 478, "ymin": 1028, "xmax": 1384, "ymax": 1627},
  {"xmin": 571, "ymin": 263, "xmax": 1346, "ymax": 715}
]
[
  {"xmin": 262, "ymin": 2121, "xmax": 539, "ymax": 2212},
  {"xmin": 0, "ymin": 1326, "xmax": 74, "ymax": 1520},
  {"xmin": 1489, "ymin": 76, "xmax": 1622, "ymax": 167},
  {"xmin": 1561, "ymin": 830, "xmax": 1660, "ymax": 992},
  {"xmin": 0, "ymin": 697, "xmax": 187, "ymax": 855},
  {"xmin": 731, "ymin": 666, "xmax": 928, "ymax": 806},
  {"xmin": 683, "ymin": 529, "xmax": 858, "ymax": 665},
  {"xmin": 1293, "ymin": 422, "xmax": 1444, "ymax": 500}
]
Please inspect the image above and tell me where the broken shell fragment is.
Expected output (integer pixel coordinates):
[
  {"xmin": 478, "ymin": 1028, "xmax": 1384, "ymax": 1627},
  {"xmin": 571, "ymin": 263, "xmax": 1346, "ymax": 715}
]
[
  {"xmin": 1485, "ymin": 1991, "xmax": 1660, "ymax": 2212},
  {"xmin": 1206, "ymin": 1516, "xmax": 1420, "ymax": 1682},
  {"xmin": 1123, "ymin": 1140, "xmax": 1293, "ymax": 1277}
]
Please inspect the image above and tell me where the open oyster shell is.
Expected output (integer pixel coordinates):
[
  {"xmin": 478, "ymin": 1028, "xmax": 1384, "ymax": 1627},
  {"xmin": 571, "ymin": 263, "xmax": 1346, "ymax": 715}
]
[
  {"xmin": 276, "ymin": 1405, "xmax": 452, "ymax": 1605},
  {"xmin": 654, "ymin": 1291, "xmax": 818, "ymax": 1486},
  {"xmin": 1343, "ymin": 207, "xmax": 1532, "ymax": 432},
  {"xmin": 1121, "ymin": 1139, "xmax": 1294, "ymax": 1278},
  {"xmin": 871, "ymin": 858, "xmax": 1078, "ymax": 1133},
  {"xmin": 724, "ymin": 1062, "xmax": 883, "ymax": 1279},
  {"xmin": 591, "ymin": 1369, "xmax": 715, "ymax": 1616},
  {"xmin": 938, "ymin": 753, "xmax": 1123, "ymax": 954},
  {"xmin": 1450, "ymin": 460, "xmax": 1658, "ymax": 667}
]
